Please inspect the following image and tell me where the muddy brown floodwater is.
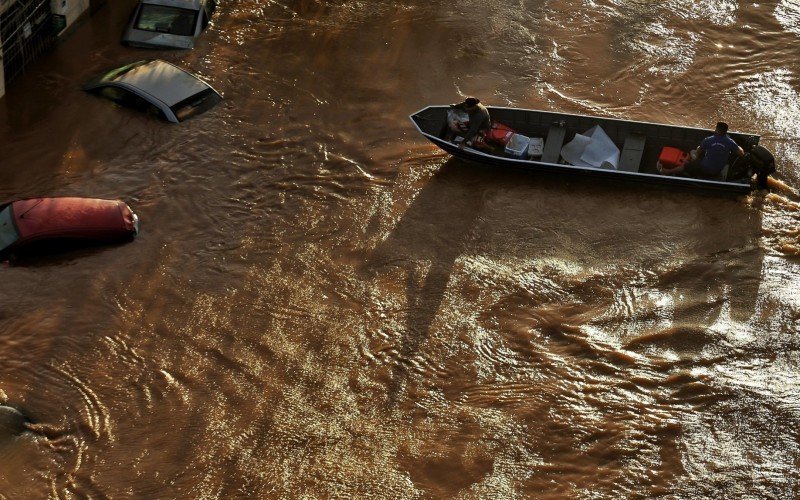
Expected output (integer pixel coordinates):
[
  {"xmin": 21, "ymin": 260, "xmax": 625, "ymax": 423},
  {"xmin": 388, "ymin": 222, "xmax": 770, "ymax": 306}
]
[{"xmin": 1, "ymin": 0, "xmax": 800, "ymax": 497}]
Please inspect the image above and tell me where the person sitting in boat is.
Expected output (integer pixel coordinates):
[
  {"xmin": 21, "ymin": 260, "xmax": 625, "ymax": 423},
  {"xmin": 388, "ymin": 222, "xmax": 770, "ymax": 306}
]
[
  {"xmin": 660, "ymin": 122, "xmax": 744, "ymax": 177},
  {"xmin": 450, "ymin": 97, "xmax": 491, "ymax": 149}
]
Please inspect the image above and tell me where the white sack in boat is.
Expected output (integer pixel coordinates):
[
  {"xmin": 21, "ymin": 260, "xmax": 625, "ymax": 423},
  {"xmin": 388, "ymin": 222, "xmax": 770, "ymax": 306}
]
[
  {"xmin": 560, "ymin": 124, "xmax": 620, "ymax": 169},
  {"xmin": 447, "ymin": 109, "xmax": 470, "ymax": 133},
  {"xmin": 560, "ymin": 133, "xmax": 592, "ymax": 166}
]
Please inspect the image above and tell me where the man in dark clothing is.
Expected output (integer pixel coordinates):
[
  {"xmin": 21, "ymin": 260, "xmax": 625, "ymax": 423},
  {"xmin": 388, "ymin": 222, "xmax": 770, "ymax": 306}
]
[
  {"xmin": 451, "ymin": 97, "xmax": 491, "ymax": 149},
  {"xmin": 746, "ymin": 140, "xmax": 776, "ymax": 189}
]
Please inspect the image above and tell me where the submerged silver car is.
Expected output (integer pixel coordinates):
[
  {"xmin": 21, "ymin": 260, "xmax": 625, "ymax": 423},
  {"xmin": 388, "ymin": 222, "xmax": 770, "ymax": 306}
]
[
  {"xmin": 122, "ymin": 0, "xmax": 218, "ymax": 49},
  {"xmin": 84, "ymin": 59, "xmax": 222, "ymax": 123}
]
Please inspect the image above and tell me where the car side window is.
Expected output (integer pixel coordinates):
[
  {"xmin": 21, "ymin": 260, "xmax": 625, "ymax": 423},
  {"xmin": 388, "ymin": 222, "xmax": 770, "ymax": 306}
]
[
  {"xmin": 98, "ymin": 87, "xmax": 166, "ymax": 121},
  {"xmin": 98, "ymin": 86, "xmax": 128, "ymax": 104},
  {"xmin": 171, "ymin": 88, "xmax": 222, "ymax": 122}
]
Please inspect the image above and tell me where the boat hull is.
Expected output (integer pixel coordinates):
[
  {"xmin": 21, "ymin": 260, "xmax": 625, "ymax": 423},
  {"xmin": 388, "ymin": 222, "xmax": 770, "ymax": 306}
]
[{"xmin": 410, "ymin": 106, "xmax": 756, "ymax": 194}]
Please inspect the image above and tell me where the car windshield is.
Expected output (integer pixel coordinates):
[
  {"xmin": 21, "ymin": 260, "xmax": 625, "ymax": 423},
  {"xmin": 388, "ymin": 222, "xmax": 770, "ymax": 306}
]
[
  {"xmin": 135, "ymin": 4, "xmax": 198, "ymax": 37},
  {"xmin": 170, "ymin": 88, "xmax": 222, "ymax": 122},
  {"xmin": 0, "ymin": 206, "xmax": 20, "ymax": 253}
]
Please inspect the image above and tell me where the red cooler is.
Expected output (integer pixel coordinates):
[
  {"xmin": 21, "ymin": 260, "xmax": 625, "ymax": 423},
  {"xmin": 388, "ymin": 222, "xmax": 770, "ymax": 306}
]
[
  {"xmin": 482, "ymin": 121, "xmax": 516, "ymax": 146},
  {"xmin": 658, "ymin": 147, "xmax": 689, "ymax": 169}
]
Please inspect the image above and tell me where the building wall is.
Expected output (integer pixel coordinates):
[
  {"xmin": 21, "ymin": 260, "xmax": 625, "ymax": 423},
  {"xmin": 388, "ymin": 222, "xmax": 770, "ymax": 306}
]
[
  {"xmin": 0, "ymin": 0, "xmax": 16, "ymax": 16},
  {"xmin": 0, "ymin": 40, "xmax": 5, "ymax": 100},
  {"xmin": 52, "ymin": 0, "xmax": 91, "ymax": 35},
  {"xmin": 0, "ymin": 34, "xmax": 6, "ymax": 99},
  {"xmin": 0, "ymin": 0, "xmax": 93, "ymax": 99},
  {"xmin": 0, "ymin": 0, "xmax": 13, "ymax": 101}
]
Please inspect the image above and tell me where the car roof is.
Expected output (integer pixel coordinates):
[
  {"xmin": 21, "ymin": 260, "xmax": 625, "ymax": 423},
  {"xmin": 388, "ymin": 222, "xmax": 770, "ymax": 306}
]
[
  {"xmin": 98, "ymin": 59, "xmax": 213, "ymax": 107},
  {"xmin": 141, "ymin": 0, "xmax": 203, "ymax": 10},
  {"xmin": 11, "ymin": 198, "xmax": 129, "ymax": 238}
]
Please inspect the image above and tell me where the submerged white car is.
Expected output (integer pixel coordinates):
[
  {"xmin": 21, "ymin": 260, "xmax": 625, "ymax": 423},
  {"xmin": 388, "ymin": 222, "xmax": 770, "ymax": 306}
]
[
  {"xmin": 84, "ymin": 59, "xmax": 222, "ymax": 123},
  {"xmin": 122, "ymin": 0, "xmax": 218, "ymax": 49}
]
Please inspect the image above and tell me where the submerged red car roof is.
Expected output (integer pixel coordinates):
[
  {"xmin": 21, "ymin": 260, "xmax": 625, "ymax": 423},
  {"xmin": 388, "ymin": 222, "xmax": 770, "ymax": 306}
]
[{"xmin": 12, "ymin": 198, "xmax": 135, "ymax": 238}]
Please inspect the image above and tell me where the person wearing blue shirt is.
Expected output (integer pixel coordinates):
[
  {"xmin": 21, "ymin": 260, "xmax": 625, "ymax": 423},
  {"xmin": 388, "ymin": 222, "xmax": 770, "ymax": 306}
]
[
  {"xmin": 660, "ymin": 122, "xmax": 744, "ymax": 177},
  {"xmin": 695, "ymin": 122, "xmax": 743, "ymax": 175},
  {"xmin": 692, "ymin": 122, "xmax": 745, "ymax": 175}
]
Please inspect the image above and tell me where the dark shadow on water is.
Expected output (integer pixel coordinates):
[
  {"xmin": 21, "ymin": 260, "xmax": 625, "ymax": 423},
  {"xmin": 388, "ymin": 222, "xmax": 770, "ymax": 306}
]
[
  {"xmin": 362, "ymin": 159, "xmax": 490, "ymax": 403},
  {"xmin": 7, "ymin": 238, "xmax": 135, "ymax": 267},
  {"xmin": 364, "ymin": 157, "xmax": 765, "ymax": 404}
]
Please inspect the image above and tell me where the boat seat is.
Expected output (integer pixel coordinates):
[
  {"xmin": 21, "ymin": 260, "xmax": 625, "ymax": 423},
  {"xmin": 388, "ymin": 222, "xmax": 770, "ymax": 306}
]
[
  {"xmin": 541, "ymin": 124, "xmax": 567, "ymax": 163},
  {"xmin": 618, "ymin": 133, "xmax": 645, "ymax": 172}
]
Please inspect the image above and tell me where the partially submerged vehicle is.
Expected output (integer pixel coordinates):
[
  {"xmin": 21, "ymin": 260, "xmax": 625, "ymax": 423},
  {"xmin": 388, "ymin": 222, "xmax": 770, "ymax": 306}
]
[
  {"xmin": 0, "ymin": 197, "xmax": 139, "ymax": 262},
  {"xmin": 410, "ymin": 106, "xmax": 767, "ymax": 193},
  {"xmin": 84, "ymin": 59, "xmax": 222, "ymax": 123},
  {"xmin": 122, "ymin": 0, "xmax": 218, "ymax": 49}
]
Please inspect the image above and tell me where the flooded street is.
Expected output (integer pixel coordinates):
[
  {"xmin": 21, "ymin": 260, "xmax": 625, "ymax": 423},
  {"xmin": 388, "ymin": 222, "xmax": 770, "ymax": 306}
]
[{"xmin": 1, "ymin": 0, "xmax": 799, "ymax": 497}]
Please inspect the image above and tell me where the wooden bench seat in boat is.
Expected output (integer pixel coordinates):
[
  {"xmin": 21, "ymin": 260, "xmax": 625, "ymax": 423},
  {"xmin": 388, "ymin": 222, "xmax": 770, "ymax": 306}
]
[
  {"xmin": 541, "ymin": 124, "xmax": 567, "ymax": 164},
  {"xmin": 618, "ymin": 133, "xmax": 645, "ymax": 172}
]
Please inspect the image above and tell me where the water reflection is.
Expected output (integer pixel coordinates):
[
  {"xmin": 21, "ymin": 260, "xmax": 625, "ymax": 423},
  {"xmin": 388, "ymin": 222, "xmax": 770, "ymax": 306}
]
[
  {"xmin": 359, "ymin": 153, "xmax": 769, "ymax": 494},
  {"xmin": 775, "ymin": 0, "xmax": 800, "ymax": 37},
  {"xmin": 2, "ymin": 0, "xmax": 800, "ymax": 496}
]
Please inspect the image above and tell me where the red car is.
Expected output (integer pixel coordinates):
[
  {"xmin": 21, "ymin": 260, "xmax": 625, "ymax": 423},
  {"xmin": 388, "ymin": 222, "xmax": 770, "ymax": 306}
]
[{"xmin": 0, "ymin": 197, "xmax": 139, "ymax": 261}]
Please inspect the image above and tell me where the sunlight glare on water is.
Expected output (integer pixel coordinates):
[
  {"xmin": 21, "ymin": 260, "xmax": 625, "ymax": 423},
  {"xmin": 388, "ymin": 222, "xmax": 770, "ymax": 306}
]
[
  {"xmin": 775, "ymin": 0, "xmax": 800, "ymax": 36},
  {"xmin": 0, "ymin": 0, "xmax": 799, "ymax": 497}
]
